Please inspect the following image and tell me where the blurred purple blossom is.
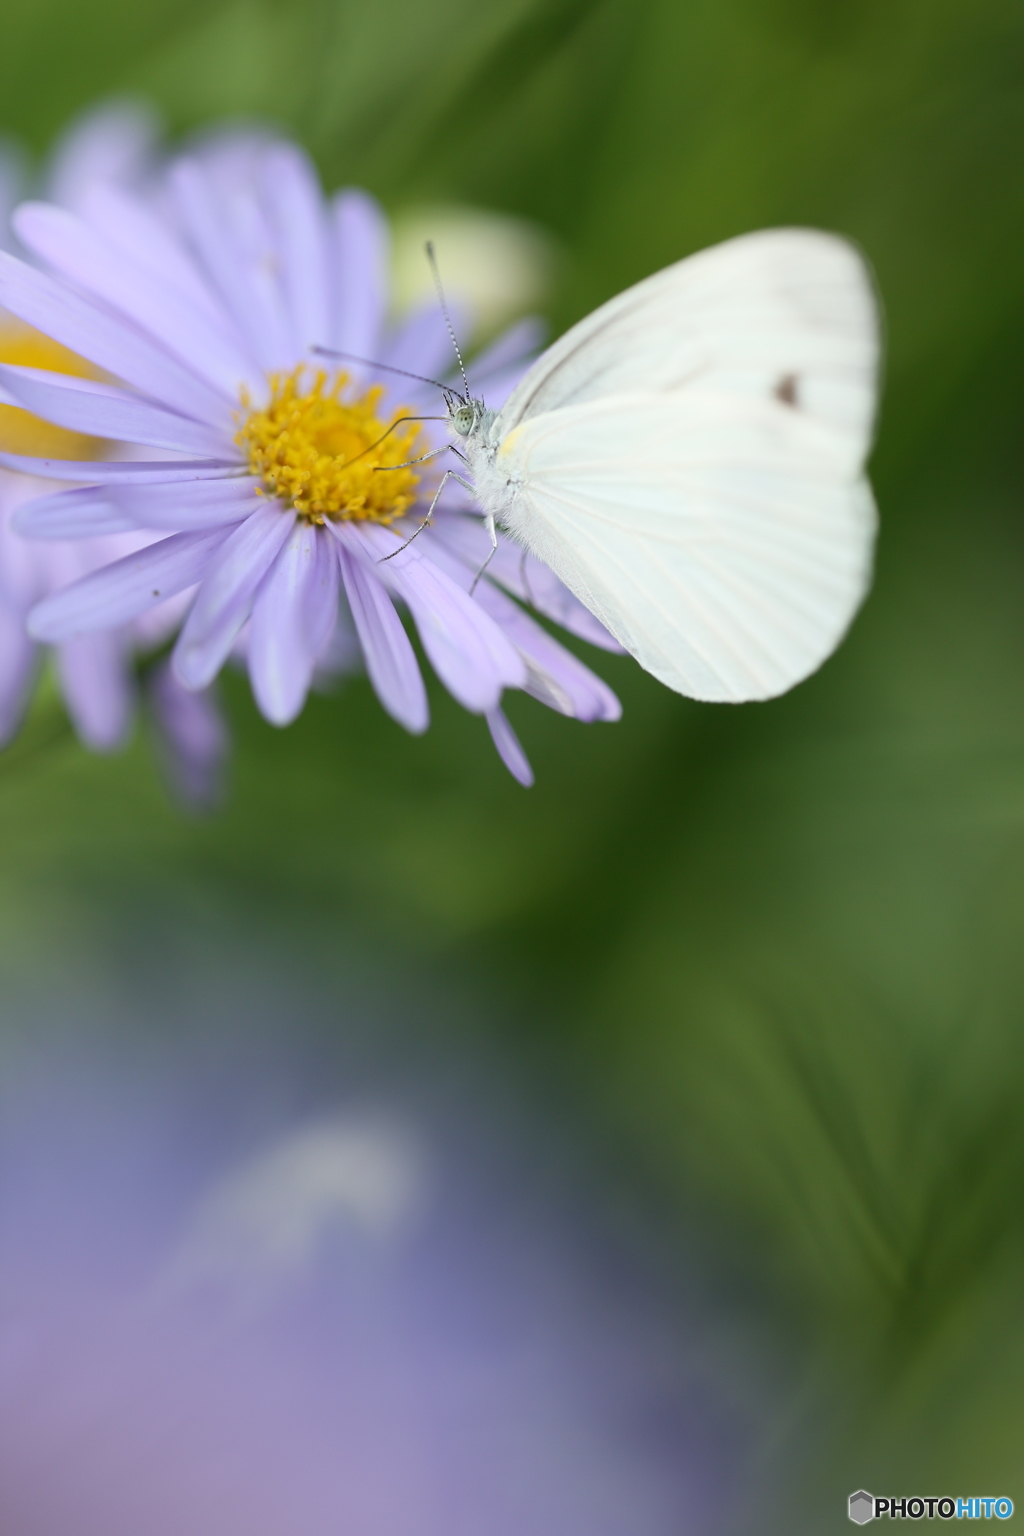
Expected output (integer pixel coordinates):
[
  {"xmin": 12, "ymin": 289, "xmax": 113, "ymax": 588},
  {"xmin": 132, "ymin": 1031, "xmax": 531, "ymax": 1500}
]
[
  {"xmin": 0, "ymin": 101, "xmax": 227, "ymax": 800},
  {"xmin": 0, "ymin": 1027, "xmax": 747, "ymax": 1536}
]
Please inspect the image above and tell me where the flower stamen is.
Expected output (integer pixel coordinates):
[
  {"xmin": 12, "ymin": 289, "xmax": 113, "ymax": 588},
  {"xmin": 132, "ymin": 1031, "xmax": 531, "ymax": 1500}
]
[{"xmin": 238, "ymin": 367, "xmax": 425, "ymax": 525}]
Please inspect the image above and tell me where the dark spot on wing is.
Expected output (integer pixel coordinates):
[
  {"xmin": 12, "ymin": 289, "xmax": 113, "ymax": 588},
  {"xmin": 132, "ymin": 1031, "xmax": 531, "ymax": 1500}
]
[{"xmin": 775, "ymin": 373, "xmax": 799, "ymax": 406}]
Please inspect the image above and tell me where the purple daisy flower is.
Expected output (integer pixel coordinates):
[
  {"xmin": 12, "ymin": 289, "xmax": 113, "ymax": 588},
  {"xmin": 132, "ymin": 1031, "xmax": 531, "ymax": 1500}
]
[
  {"xmin": 0, "ymin": 135, "xmax": 621, "ymax": 784},
  {"xmin": 0, "ymin": 101, "xmax": 229, "ymax": 803}
]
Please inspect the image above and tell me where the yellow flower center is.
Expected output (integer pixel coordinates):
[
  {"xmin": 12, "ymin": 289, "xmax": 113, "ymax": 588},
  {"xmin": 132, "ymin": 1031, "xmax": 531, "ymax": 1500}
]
[
  {"xmin": 238, "ymin": 368, "xmax": 425, "ymax": 525},
  {"xmin": 0, "ymin": 319, "xmax": 108, "ymax": 459}
]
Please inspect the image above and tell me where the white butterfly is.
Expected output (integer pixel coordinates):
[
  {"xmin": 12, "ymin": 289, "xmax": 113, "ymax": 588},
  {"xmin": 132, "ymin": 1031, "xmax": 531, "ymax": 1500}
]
[{"xmin": 438, "ymin": 228, "xmax": 879, "ymax": 703}]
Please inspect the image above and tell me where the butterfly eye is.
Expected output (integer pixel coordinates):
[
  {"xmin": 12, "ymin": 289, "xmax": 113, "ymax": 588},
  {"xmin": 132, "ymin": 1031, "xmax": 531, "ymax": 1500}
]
[{"xmin": 452, "ymin": 405, "xmax": 476, "ymax": 435}]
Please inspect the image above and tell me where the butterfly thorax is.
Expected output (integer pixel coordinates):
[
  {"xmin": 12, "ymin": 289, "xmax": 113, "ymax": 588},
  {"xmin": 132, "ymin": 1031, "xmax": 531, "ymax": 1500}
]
[{"xmin": 447, "ymin": 399, "xmax": 520, "ymax": 528}]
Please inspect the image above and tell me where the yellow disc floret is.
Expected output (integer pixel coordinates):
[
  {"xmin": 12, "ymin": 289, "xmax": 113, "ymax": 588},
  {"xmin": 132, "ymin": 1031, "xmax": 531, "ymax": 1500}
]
[{"xmin": 238, "ymin": 367, "xmax": 425, "ymax": 525}]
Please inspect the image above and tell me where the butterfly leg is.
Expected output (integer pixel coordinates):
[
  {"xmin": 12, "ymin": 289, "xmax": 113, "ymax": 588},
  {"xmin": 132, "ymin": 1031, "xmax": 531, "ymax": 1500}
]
[
  {"xmin": 468, "ymin": 514, "xmax": 499, "ymax": 595},
  {"xmin": 379, "ymin": 467, "xmax": 476, "ymax": 562},
  {"xmin": 375, "ymin": 443, "xmax": 452, "ymax": 473},
  {"xmin": 339, "ymin": 415, "xmax": 445, "ymax": 470}
]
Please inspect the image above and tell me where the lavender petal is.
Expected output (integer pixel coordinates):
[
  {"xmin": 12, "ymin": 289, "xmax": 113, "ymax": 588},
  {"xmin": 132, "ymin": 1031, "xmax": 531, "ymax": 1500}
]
[
  {"xmin": 147, "ymin": 658, "xmax": 228, "ymax": 811},
  {"xmin": 12, "ymin": 486, "xmax": 135, "ymax": 540},
  {"xmin": 514, "ymin": 555, "xmax": 627, "ymax": 653},
  {"xmin": 461, "ymin": 361, "xmax": 533, "ymax": 413},
  {"xmin": 486, "ymin": 707, "xmax": 534, "ymax": 787},
  {"xmin": 27, "ymin": 527, "xmax": 231, "ymax": 642},
  {"xmin": 14, "ymin": 201, "xmax": 255, "ymax": 406},
  {"xmin": 313, "ymin": 590, "xmax": 361, "ymax": 685},
  {"xmin": 347, "ymin": 524, "xmax": 526, "ymax": 713},
  {"xmin": 0, "ymin": 603, "xmax": 37, "ymax": 745},
  {"xmin": 432, "ymin": 512, "xmax": 625, "ymax": 652},
  {"xmin": 330, "ymin": 190, "xmax": 388, "ymax": 369},
  {"xmin": 383, "ymin": 300, "xmax": 472, "ymax": 390},
  {"xmin": 0, "ymin": 363, "xmax": 232, "ymax": 459},
  {"xmin": 259, "ymin": 144, "xmax": 331, "ymax": 359},
  {"xmin": 172, "ymin": 503, "xmax": 295, "ymax": 690},
  {"xmin": 247, "ymin": 521, "xmax": 336, "ymax": 726},
  {"xmin": 45, "ymin": 99, "xmax": 158, "ymax": 211},
  {"xmin": 331, "ymin": 532, "xmax": 428, "ymax": 733},
  {"xmin": 422, "ymin": 522, "xmax": 621, "ymax": 719},
  {"xmin": 79, "ymin": 183, "xmax": 228, "ymax": 330},
  {"xmin": 0, "ymin": 454, "xmax": 244, "ymax": 483},
  {"xmin": 472, "ymin": 577, "xmax": 622, "ymax": 721},
  {"xmin": 170, "ymin": 158, "xmax": 293, "ymax": 375},
  {"xmin": 0, "ymin": 138, "xmax": 24, "ymax": 251},
  {"xmin": 224, "ymin": 176, "xmax": 299, "ymax": 366},
  {"xmin": 56, "ymin": 629, "xmax": 132, "ymax": 750},
  {"xmin": 0, "ymin": 249, "xmax": 229, "ymax": 426},
  {"xmin": 304, "ymin": 525, "xmax": 342, "ymax": 662},
  {"xmin": 109, "ymin": 478, "xmax": 261, "ymax": 532},
  {"xmin": 466, "ymin": 317, "xmax": 546, "ymax": 388}
]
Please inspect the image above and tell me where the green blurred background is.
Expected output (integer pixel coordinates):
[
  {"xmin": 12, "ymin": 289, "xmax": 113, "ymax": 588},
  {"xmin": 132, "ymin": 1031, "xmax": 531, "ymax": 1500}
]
[{"xmin": 2, "ymin": 0, "xmax": 1024, "ymax": 1526}]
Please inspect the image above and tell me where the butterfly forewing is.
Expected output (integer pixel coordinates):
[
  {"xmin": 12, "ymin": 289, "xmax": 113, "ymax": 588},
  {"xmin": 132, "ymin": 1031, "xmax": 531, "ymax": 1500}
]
[
  {"xmin": 487, "ymin": 228, "xmax": 879, "ymax": 701},
  {"xmin": 495, "ymin": 228, "xmax": 878, "ymax": 447}
]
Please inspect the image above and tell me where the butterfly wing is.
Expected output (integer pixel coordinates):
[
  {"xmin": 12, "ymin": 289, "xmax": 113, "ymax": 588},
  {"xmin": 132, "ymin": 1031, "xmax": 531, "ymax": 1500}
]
[
  {"xmin": 495, "ymin": 390, "xmax": 876, "ymax": 701},
  {"xmin": 496, "ymin": 228, "xmax": 879, "ymax": 444},
  {"xmin": 488, "ymin": 229, "xmax": 879, "ymax": 700}
]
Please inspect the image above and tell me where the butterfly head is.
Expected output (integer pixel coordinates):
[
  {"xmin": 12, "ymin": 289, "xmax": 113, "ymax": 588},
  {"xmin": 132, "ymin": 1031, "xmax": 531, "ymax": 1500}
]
[{"xmin": 446, "ymin": 394, "xmax": 493, "ymax": 439}]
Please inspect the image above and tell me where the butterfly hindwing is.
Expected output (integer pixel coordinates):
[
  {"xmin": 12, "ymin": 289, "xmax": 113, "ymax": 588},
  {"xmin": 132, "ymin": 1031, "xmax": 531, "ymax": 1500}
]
[{"xmin": 496, "ymin": 389, "xmax": 877, "ymax": 702}]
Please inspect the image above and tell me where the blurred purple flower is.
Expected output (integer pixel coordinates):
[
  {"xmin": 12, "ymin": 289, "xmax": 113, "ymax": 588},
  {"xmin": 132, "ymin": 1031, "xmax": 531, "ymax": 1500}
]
[
  {"xmin": 0, "ymin": 1050, "xmax": 745, "ymax": 1536},
  {"xmin": 146, "ymin": 656, "xmax": 228, "ymax": 810},
  {"xmin": 0, "ymin": 134, "xmax": 621, "ymax": 784},
  {"xmin": 0, "ymin": 101, "xmax": 228, "ymax": 803}
]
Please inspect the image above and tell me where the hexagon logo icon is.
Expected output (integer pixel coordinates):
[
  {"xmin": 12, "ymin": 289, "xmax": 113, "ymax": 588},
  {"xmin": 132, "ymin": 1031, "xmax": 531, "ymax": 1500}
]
[{"xmin": 848, "ymin": 1491, "xmax": 875, "ymax": 1524}]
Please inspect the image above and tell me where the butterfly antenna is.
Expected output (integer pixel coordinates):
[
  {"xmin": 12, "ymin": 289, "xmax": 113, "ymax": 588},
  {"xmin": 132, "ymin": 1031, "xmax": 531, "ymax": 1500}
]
[
  {"xmin": 311, "ymin": 346, "xmax": 451, "ymax": 395},
  {"xmin": 425, "ymin": 240, "xmax": 471, "ymax": 402}
]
